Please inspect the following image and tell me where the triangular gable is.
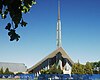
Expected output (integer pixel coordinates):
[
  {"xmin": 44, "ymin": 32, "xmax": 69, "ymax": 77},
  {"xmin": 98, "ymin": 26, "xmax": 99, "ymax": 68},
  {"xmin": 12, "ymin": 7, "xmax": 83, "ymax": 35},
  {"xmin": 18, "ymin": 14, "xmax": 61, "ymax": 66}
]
[{"xmin": 28, "ymin": 47, "xmax": 74, "ymax": 72}]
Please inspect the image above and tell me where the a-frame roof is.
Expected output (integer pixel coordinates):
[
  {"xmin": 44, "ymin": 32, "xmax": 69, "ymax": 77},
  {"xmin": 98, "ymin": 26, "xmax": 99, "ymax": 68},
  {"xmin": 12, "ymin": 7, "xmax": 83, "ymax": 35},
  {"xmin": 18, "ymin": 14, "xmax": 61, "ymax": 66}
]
[{"xmin": 28, "ymin": 47, "xmax": 74, "ymax": 72}]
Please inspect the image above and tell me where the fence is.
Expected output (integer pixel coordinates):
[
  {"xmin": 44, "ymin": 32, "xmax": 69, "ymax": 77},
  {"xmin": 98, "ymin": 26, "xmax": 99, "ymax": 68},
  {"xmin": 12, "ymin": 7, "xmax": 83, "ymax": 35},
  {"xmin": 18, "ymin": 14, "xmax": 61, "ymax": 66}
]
[
  {"xmin": 71, "ymin": 74, "xmax": 100, "ymax": 80},
  {"xmin": 0, "ymin": 74, "xmax": 34, "ymax": 80},
  {"xmin": 0, "ymin": 74, "xmax": 100, "ymax": 80},
  {"xmin": 38, "ymin": 74, "xmax": 100, "ymax": 80}
]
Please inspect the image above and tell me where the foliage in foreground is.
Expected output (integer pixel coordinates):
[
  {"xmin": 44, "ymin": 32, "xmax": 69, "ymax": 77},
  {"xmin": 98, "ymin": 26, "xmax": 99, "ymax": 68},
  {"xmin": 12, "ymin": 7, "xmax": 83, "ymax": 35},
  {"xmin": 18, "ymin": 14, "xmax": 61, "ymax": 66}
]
[{"xmin": 0, "ymin": 0, "xmax": 36, "ymax": 41}]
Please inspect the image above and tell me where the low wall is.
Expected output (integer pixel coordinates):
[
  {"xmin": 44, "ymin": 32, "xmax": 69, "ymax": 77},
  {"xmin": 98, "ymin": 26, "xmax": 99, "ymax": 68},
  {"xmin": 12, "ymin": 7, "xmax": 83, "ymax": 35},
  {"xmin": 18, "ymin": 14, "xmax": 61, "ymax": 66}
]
[
  {"xmin": 38, "ymin": 74, "xmax": 100, "ymax": 80},
  {"xmin": 0, "ymin": 74, "xmax": 34, "ymax": 80}
]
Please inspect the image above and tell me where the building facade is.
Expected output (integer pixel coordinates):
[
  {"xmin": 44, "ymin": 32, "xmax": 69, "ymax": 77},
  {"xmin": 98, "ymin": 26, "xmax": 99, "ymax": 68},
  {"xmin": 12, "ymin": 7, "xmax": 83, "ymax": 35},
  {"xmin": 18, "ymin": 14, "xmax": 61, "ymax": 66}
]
[
  {"xmin": 0, "ymin": 62, "xmax": 27, "ymax": 74},
  {"xmin": 28, "ymin": 47, "xmax": 74, "ymax": 76}
]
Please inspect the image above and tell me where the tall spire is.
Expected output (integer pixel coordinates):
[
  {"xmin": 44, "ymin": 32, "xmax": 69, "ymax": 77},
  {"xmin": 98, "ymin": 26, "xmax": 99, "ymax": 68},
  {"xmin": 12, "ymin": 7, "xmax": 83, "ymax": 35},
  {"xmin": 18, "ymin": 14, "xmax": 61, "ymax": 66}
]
[
  {"xmin": 58, "ymin": 0, "xmax": 60, "ymax": 20},
  {"xmin": 56, "ymin": 0, "xmax": 62, "ymax": 48}
]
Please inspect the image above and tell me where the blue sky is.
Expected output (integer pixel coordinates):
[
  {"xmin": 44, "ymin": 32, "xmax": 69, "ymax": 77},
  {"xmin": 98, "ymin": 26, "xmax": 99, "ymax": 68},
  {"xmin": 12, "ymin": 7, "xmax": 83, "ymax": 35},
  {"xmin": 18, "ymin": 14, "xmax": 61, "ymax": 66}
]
[{"xmin": 0, "ymin": 0, "xmax": 100, "ymax": 68}]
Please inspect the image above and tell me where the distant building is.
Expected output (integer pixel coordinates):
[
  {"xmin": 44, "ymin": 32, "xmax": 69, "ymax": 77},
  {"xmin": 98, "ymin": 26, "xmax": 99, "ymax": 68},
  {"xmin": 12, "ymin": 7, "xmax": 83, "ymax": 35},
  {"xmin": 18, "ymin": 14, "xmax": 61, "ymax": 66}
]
[{"xmin": 0, "ymin": 62, "xmax": 27, "ymax": 74}]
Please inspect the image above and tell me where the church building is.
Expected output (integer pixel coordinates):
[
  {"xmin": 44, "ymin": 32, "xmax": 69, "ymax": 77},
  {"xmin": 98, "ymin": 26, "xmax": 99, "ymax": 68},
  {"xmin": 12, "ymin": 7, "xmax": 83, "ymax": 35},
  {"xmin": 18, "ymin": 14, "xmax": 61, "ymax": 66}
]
[
  {"xmin": 28, "ymin": 47, "xmax": 74, "ymax": 76},
  {"xmin": 28, "ymin": 0, "xmax": 74, "ymax": 76}
]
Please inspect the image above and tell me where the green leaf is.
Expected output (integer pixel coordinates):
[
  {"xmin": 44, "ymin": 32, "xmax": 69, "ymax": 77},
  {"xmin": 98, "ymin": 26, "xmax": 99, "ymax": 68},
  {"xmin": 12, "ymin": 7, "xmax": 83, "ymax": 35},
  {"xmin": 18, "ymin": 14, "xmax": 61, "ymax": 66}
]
[
  {"xmin": 1, "ymin": 13, "xmax": 6, "ymax": 19},
  {"xmin": 8, "ymin": 29, "xmax": 20, "ymax": 41},
  {"xmin": 24, "ymin": 0, "xmax": 33, "ymax": 7},
  {"xmin": 20, "ymin": 19, "xmax": 27, "ymax": 27},
  {"xmin": 15, "ymin": 34, "xmax": 20, "ymax": 41},
  {"xmin": 15, "ymin": 24, "xmax": 18, "ymax": 29},
  {"xmin": 0, "ymin": 0, "xmax": 3, "ymax": 14},
  {"xmin": 5, "ymin": 23, "xmax": 11, "ymax": 31},
  {"xmin": 3, "ymin": 0, "xmax": 10, "ymax": 6},
  {"xmin": 4, "ymin": 9, "xmax": 8, "ymax": 15},
  {"xmin": 22, "ymin": 6, "xmax": 30, "ymax": 13},
  {"xmin": 32, "ymin": 1, "xmax": 36, "ymax": 5}
]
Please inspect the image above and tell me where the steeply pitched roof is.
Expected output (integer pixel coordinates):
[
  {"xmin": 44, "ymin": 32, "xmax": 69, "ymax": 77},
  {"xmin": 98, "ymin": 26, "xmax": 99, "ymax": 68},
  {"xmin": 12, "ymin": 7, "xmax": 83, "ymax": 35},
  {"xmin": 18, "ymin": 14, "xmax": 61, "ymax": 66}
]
[
  {"xmin": 28, "ymin": 47, "xmax": 74, "ymax": 72},
  {"xmin": 0, "ymin": 62, "xmax": 27, "ymax": 72}
]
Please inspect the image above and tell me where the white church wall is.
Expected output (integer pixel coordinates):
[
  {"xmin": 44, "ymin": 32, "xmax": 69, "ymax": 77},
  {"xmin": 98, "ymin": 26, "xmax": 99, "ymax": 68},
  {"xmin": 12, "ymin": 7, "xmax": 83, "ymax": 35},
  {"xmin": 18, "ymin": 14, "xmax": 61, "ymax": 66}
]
[
  {"xmin": 59, "ymin": 59, "xmax": 62, "ymax": 70},
  {"xmin": 63, "ymin": 62, "xmax": 72, "ymax": 74}
]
